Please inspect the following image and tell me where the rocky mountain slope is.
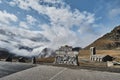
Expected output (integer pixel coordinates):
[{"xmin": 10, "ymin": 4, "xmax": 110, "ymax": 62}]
[{"xmin": 85, "ymin": 25, "xmax": 120, "ymax": 50}]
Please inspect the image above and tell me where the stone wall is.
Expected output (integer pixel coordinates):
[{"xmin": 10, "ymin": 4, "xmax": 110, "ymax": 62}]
[
  {"xmin": 55, "ymin": 45, "xmax": 79, "ymax": 66},
  {"xmin": 55, "ymin": 53, "xmax": 79, "ymax": 66}
]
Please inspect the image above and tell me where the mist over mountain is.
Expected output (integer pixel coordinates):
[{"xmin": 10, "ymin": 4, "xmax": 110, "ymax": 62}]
[
  {"xmin": 0, "ymin": 26, "xmax": 82, "ymax": 58},
  {"xmin": 0, "ymin": 26, "xmax": 51, "ymax": 57},
  {"xmin": 85, "ymin": 25, "xmax": 120, "ymax": 50},
  {"xmin": 38, "ymin": 48, "xmax": 56, "ymax": 58}
]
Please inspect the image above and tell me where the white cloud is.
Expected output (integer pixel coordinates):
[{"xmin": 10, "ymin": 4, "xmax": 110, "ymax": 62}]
[
  {"xmin": 19, "ymin": 21, "xmax": 29, "ymax": 29},
  {"xmin": 0, "ymin": 10, "xmax": 18, "ymax": 24},
  {"xmin": 19, "ymin": 15, "xmax": 37, "ymax": 29},
  {"xmin": 26, "ymin": 15, "xmax": 37, "ymax": 25},
  {"xmin": 0, "ymin": 26, "xmax": 50, "ymax": 57},
  {"xmin": 47, "ymin": 27, "xmax": 81, "ymax": 48},
  {"xmin": 9, "ymin": 0, "xmax": 96, "ymax": 48},
  {"xmin": 9, "ymin": 0, "xmax": 30, "ymax": 10}
]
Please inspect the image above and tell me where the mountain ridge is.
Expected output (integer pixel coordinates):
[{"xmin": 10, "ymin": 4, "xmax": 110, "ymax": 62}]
[{"xmin": 85, "ymin": 25, "xmax": 120, "ymax": 50}]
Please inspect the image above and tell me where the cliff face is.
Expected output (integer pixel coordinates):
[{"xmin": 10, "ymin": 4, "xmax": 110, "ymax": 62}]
[{"xmin": 85, "ymin": 25, "xmax": 120, "ymax": 50}]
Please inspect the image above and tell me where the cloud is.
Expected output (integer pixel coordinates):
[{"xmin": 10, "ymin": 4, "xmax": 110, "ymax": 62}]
[
  {"xmin": 0, "ymin": 10, "xmax": 18, "ymax": 24},
  {"xmin": 0, "ymin": 25, "xmax": 50, "ymax": 57},
  {"xmin": 9, "ymin": 0, "xmax": 30, "ymax": 10},
  {"xmin": 19, "ymin": 15, "xmax": 37, "ymax": 29},
  {"xmin": 8, "ymin": 0, "xmax": 97, "ymax": 48},
  {"xmin": 19, "ymin": 21, "xmax": 29, "ymax": 29},
  {"xmin": 39, "ymin": 24, "xmax": 81, "ymax": 48},
  {"xmin": 0, "ymin": 0, "xmax": 119, "ymax": 58},
  {"xmin": 9, "ymin": 0, "xmax": 95, "ymax": 27},
  {"xmin": 26, "ymin": 15, "xmax": 37, "ymax": 25},
  {"xmin": 1, "ymin": 0, "xmax": 113, "ymax": 57}
]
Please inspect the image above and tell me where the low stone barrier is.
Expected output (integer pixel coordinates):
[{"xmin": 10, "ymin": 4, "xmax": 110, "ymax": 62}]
[{"xmin": 55, "ymin": 54, "xmax": 79, "ymax": 66}]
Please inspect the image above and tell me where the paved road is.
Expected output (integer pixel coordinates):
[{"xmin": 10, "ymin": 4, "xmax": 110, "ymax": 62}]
[
  {"xmin": 0, "ymin": 61, "xmax": 35, "ymax": 78},
  {"xmin": 0, "ymin": 65, "xmax": 120, "ymax": 80}
]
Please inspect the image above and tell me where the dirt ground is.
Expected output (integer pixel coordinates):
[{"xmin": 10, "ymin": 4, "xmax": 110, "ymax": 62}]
[{"xmin": 79, "ymin": 50, "xmax": 120, "ymax": 61}]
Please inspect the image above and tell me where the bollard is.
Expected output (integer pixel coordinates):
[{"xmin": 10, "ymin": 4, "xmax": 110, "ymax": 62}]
[{"xmin": 32, "ymin": 57, "xmax": 36, "ymax": 64}]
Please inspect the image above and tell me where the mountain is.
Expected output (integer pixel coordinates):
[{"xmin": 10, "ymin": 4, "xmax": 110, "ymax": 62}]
[
  {"xmin": 38, "ymin": 48, "xmax": 56, "ymax": 58},
  {"xmin": 0, "ymin": 26, "xmax": 51, "ymax": 57},
  {"xmin": 85, "ymin": 25, "xmax": 120, "ymax": 50}
]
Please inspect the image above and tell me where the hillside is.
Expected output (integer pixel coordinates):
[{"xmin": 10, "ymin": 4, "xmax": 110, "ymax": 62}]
[{"xmin": 85, "ymin": 25, "xmax": 120, "ymax": 50}]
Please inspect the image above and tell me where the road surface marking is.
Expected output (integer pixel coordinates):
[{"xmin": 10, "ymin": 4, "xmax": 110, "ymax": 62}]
[{"xmin": 49, "ymin": 68, "xmax": 67, "ymax": 80}]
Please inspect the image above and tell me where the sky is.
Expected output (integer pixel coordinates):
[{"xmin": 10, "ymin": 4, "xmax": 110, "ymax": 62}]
[{"xmin": 0, "ymin": 0, "xmax": 120, "ymax": 49}]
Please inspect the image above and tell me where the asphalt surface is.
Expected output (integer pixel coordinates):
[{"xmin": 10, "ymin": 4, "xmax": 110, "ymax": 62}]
[
  {"xmin": 0, "ymin": 65, "xmax": 120, "ymax": 80},
  {"xmin": 0, "ymin": 61, "xmax": 35, "ymax": 78}
]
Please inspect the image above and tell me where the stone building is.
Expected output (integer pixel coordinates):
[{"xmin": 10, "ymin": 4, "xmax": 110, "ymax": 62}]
[
  {"xmin": 55, "ymin": 45, "xmax": 79, "ymax": 66},
  {"xmin": 90, "ymin": 47, "xmax": 114, "ymax": 62}
]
